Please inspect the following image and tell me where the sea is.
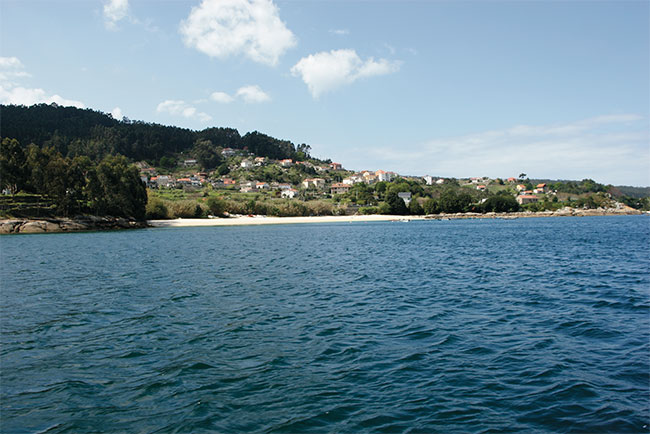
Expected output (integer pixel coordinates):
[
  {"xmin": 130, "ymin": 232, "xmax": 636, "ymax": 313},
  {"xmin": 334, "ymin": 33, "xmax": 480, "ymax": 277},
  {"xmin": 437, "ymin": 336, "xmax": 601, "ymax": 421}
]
[{"xmin": 1, "ymin": 215, "xmax": 649, "ymax": 433}]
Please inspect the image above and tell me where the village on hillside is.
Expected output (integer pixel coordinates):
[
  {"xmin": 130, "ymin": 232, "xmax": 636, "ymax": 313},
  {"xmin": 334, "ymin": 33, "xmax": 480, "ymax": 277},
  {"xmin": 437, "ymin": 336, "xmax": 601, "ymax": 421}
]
[{"xmin": 135, "ymin": 146, "xmax": 641, "ymax": 219}]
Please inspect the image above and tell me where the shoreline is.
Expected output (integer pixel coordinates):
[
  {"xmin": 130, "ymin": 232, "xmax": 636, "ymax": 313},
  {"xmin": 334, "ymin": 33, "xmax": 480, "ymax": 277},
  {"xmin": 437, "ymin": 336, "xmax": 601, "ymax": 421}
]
[
  {"xmin": 149, "ymin": 207, "xmax": 644, "ymax": 228},
  {"xmin": 1, "ymin": 207, "xmax": 644, "ymax": 234}
]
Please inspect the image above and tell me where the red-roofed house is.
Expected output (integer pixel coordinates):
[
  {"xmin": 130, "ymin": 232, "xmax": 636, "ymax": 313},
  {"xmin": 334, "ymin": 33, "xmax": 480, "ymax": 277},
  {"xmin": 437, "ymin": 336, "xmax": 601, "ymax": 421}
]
[
  {"xmin": 517, "ymin": 195, "xmax": 539, "ymax": 205},
  {"xmin": 331, "ymin": 183, "xmax": 352, "ymax": 194}
]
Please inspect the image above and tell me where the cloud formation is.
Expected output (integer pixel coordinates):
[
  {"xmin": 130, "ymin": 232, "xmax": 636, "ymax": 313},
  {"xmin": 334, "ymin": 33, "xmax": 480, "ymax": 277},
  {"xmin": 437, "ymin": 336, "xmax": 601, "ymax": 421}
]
[
  {"xmin": 179, "ymin": 0, "xmax": 296, "ymax": 66},
  {"xmin": 235, "ymin": 85, "xmax": 270, "ymax": 103},
  {"xmin": 0, "ymin": 56, "xmax": 84, "ymax": 108},
  {"xmin": 103, "ymin": 0, "xmax": 130, "ymax": 29},
  {"xmin": 210, "ymin": 85, "xmax": 271, "ymax": 104},
  {"xmin": 291, "ymin": 49, "xmax": 401, "ymax": 98},
  {"xmin": 210, "ymin": 91, "xmax": 234, "ymax": 104},
  {"xmin": 364, "ymin": 115, "xmax": 649, "ymax": 186},
  {"xmin": 156, "ymin": 100, "xmax": 212, "ymax": 123}
]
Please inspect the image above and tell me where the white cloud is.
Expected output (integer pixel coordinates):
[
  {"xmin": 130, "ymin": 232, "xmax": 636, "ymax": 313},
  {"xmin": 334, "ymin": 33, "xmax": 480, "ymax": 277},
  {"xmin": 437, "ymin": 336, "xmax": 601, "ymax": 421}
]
[
  {"xmin": 103, "ymin": 0, "xmax": 130, "ymax": 29},
  {"xmin": 329, "ymin": 29, "xmax": 349, "ymax": 36},
  {"xmin": 111, "ymin": 107, "xmax": 124, "ymax": 120},
  {"xmin": 291, "ymin": 49, "xmax": 401, "ymax": 98},
  {"xmin": 235, "ymin": 85, "xmax": 270, "ymax": 103},
  {"xmin": 0, "ymin": 57, "xmax": 84, "ymax": 108},
  {"xmin": 156, "ymin": 100, "xmax": 212, "ymax": 122},
  {"xmin": 363, "ymin": 115, "xmax": 649, "ymax": 186},
  {"xmin": 179, "ymin": 0, "xmax": 296, "ymax": 66},
  {"xmin": 0, "ymin": 56, "xmax": 32, "ymax": 84},
  {"xmin": 210, "ymin": 91, "xmax": 235, "ymax": 104},
  {"xmin": 0, "ymin": 85, "xmax": 85, "ymax": 108}
]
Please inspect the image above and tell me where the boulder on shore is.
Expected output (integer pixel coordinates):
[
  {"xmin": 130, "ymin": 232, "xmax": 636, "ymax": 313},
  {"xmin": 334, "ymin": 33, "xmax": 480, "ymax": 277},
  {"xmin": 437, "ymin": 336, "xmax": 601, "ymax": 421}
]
[{"xmin": 0, "ymin": 217, "xmax": 147, "ymax": 234}]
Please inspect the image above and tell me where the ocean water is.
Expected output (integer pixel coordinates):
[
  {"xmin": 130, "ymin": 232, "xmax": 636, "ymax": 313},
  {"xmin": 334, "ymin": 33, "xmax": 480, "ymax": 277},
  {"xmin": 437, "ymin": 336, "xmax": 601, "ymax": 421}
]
[{"xmin": 1, "ymin": 216, "xmax": 649, "ymax": 433}]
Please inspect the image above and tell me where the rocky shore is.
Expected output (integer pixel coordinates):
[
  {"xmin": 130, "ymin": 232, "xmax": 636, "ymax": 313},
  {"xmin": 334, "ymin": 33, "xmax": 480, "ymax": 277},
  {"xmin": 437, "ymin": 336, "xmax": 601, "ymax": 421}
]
[
  {"xmin": 0, "ymin": 216, "xmax": 147, "ymax": 234},
  {"xmin": 424, "ymin": 206, "xmax": 643, "ymax": 220}
]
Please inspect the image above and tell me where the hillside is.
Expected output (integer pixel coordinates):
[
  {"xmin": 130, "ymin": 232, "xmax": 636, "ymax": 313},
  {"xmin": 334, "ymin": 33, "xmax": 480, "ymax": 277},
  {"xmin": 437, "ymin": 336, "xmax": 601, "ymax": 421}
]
[{"xmin": 0, "ymin": 104, "xmax": 315, "ymax": 166}]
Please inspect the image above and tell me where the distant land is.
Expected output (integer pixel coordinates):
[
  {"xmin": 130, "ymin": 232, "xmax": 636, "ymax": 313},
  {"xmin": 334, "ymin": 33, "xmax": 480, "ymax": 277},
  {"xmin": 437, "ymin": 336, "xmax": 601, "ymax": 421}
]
[{"xmin": 1, "ymin": 103, "xmax": 648, "ymax": 228}]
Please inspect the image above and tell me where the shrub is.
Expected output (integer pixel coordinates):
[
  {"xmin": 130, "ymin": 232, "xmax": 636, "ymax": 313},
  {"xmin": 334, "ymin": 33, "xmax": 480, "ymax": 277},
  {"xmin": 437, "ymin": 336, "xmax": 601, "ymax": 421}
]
[
  {"xmin": 145, "ymin": 197, "xmax": 169, "ymax": 219},
  {"xmin": 206, "ymin": 196, "xmax": 226, "ymax": 216},
  {"xmin": 359, "ymin": 206, "xmax": 379, "ymax": 215},
  {"xmin": 168, "ymin": 200, "xmax": 205, "ymax": 218}
]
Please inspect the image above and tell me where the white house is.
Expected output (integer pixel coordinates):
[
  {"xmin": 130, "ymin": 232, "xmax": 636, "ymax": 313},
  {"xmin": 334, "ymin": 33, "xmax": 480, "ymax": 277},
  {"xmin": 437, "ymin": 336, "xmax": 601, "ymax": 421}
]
[
  {"xmin": 423, "ymin": 175, "xmax": 434, "ymax": 185},
  {"xmin": 280, "ymin": 159, "xmax": 293, "ymax": 167},
  {"xmin": 281, "ymin": 188, "xmax": 298, "ymax": 199},
  {"xmin": 241, "ymin": 160, "xmax": 254, "ymax": 169},
  {"xmin": 302, "ymin": 178, "xmax": 326, "ymax": 189},
  {"xmin": 376, "ymin": 170, "xmax": 395, "ymax": 182}
]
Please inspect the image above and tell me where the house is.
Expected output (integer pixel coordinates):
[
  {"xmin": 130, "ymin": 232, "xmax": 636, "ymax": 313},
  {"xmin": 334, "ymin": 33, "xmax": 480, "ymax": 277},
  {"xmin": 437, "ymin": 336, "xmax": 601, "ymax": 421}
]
[
  {"xmin": 398, "ymin": 192, "xmax": 412, "ymax": 206},
  {"xmin": 183, "ymin": 159, "xmax": 197, "ymax": 167},
  {"xmin": 516, "ymin": 184, "xmax": 526, "ymax": 192},
  {"xmin": 152, "ymin": 175, "xmax": 175, "ymax": 188},
  {"xmin": 517, "ymin": 194, "xmax": 539, "ymax": 205},
  {"xmin": 507, "ymin": 177, "xmax": 517, "ymax": 183},
  {"xmin": 329, "ymin": 162, "xmax": 342, "ymax": 170},
  {"xmin": 302, "ymin": 178, "xmax": 326, "ymax": 189},
  {"xmin": 436, "ymin": 178, "xmax": 445, "ymax": 185},
  {"xmin": 343, "ymin": 175, "xmax": 363, "ymax": 185},
  {"xmin": 477, "ymin": 185, "xmax": 486, "ymax": 191},
  {"xmin": 177, "ymin": 177, "xmax": 192, "ymax": 186},
  {"xmin": 254, "ymin": 157, "xmax": 266, "ymax": 166},
  {"xmin": 376, "ymin": 170, "xmax": 394, "ymax": 182},
  {"xmin": 256, "ymin": 182, "xmax": 270, "ymax": 190},
  {"xmin": 423, "ymin": 175, "xmax": 434, "ymax": 186},
  {"xmin": 222, "ymin": 178, "xmax": 236, "ymax": 186},
  {"xmin": 240, "ymin": 159, "xmax": 253, "ymax": 169},
  {"xmin": 280, "ymin": 159, "xmax": 293, "ymax": 167},
  {"xmin": 276, "ymin": 183, "xmax": 292, "ymax": 190},
  {"xmin": 536, "ymin": 183, "xmax": 548, "ymax": 193},
  {"xmin": 221, "ymin": 148, "xmax": 237, "ymax": 157},
  {"xmin": 281, "ymin": 188, "xmax": 297, "ymax": 199},
  {"xmin": 331, "ymin": 183, "xmax": 352, "ymax": 194}
]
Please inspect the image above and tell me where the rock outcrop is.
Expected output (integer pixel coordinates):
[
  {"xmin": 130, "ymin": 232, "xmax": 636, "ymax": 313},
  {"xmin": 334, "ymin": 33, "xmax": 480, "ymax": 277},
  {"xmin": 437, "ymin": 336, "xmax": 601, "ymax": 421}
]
[{"xmin": 0, "ymin": 216, "xmax": 147, "ymax": 234}]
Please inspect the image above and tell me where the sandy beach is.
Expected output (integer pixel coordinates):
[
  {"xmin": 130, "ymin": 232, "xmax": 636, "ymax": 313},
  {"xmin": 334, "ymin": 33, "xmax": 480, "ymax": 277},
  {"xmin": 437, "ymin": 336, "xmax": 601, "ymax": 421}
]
[
  {"xmin": 148, "ymin": 214, "xmax": 423, "ymax": 227},
  {"xmin": 148, "ymin": 207, "xmax": 644, "ymax": 228}
]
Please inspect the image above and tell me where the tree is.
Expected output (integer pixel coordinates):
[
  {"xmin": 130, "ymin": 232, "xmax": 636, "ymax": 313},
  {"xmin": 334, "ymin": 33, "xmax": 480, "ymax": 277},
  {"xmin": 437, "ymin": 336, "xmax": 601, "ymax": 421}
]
[
  {"xmin": 423, "ymin": 198, "xmax": 439, "ymax": 215},
  {"xmin": 385, "ymin": 191, "xmax": 408, "ymax": 215},
  {"xmin": 194, "ymin": 139, "xmax": 223, "ymax": 170},
  {"xmin": 409, "ymin": 199, "xmax": 424, "ymax": 215},
  {"xmin": 91, "ymin": 155, "xmax": 147, "ymax": 219},
  {"xmin": 0, "ymin": 138, "xmax": 28, "ymax": 194},
  {"xmin": 481, "ymin": 195, "xmax": 520, "ymax": 213}
]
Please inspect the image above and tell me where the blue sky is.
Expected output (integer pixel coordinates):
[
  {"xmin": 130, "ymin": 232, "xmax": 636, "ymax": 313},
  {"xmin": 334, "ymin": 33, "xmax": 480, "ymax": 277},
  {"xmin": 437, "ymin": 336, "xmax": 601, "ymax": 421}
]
[{"xmin": 1, "ymin": 0, "xmax": 648, "ymax": 186}]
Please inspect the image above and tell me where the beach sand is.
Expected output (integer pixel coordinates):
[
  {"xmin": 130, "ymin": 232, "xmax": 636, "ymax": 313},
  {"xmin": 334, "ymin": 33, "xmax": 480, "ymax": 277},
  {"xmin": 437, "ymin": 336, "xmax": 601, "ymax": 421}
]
[{"xmin": 148, "ymin": 215, "xmax": 422, "ymax": 227}]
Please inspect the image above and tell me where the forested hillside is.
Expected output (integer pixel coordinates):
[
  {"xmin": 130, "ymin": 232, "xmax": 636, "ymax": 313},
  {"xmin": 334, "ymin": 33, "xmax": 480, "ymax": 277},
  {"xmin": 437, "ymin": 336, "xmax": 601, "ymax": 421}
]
[{"xmin": 0, "ymin": 104, "xmax": 310, "ymax": 166}]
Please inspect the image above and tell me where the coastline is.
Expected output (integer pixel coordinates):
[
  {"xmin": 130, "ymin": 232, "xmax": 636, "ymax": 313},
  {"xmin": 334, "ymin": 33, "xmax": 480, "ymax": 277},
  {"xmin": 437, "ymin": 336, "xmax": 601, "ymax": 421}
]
[
  {"xmin": 149, "ymin": 207, "xmax": 644, "ymax": 228},
  {"xmin": 1, "ymin": 207, "xmax": 643, "ymax": 234}
]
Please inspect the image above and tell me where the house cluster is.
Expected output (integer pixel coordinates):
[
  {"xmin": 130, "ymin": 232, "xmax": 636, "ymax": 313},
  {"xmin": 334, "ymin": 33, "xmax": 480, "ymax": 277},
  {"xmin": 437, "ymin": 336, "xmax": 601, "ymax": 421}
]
[
  {"xmin": 515, "ymin": 183, "xmax": 548, "ymax": 205},
  {"xmin": 341, "ymin": 169, "xmax": 397, "ymax": 186},
  {"xmin": 423, "ymin": 176, "xmax": 446, "ymax": 186},
  {"xmin": 238, "ymin": 158, "xmax": 344, "ymax": 173}
]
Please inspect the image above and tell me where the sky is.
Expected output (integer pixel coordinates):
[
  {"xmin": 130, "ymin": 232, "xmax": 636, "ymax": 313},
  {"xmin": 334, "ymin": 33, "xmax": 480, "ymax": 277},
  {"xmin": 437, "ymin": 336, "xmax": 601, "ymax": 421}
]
[{"xmin": 1, "ymin": 0, "xmax": 649, "ymax": 186}]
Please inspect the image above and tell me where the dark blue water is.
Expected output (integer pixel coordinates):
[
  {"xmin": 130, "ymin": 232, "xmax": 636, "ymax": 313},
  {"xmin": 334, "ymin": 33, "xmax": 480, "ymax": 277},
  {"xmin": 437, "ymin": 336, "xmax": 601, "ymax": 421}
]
[{"xmin": 1, "ymin": 216, "xmax": 649, "ymax": 433}]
